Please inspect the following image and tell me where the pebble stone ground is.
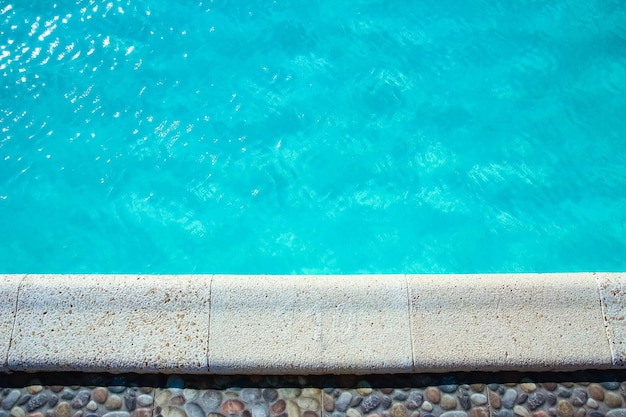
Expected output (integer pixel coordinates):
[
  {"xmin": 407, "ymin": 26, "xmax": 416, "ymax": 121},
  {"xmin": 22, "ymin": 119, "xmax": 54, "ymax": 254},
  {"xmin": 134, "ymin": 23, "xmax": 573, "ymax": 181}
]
[{"xmin": 2, "ymin": 373, "xmax": 626, "ymax": 417}]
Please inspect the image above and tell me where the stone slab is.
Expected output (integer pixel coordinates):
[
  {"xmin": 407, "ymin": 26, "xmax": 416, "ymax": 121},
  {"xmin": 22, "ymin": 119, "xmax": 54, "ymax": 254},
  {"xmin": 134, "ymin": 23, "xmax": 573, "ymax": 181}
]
[
  {"xmin": 596, "ymin": 272, "xmax": 626, "ymax": 367},
  {"xmin": 407, "ymin": 273, "xmax": 612, "ymax": 371},
  {"xmin": 8, "ymin": 274, "xmax": 211, "ymax": 373},
  {"xmin": 208, "ymin": 274, "xmax": 412, "ymax": 374},
  {"xmin": 0, "ymin": 274, "xmax": 23, "ymax": 371}
]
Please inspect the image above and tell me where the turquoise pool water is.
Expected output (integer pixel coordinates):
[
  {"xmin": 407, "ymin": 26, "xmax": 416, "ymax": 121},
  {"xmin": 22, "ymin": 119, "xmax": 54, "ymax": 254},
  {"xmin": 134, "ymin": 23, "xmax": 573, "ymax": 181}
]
[{"xmin": 1, "ymin": 1, "xmax": 626, "ymax": 274}]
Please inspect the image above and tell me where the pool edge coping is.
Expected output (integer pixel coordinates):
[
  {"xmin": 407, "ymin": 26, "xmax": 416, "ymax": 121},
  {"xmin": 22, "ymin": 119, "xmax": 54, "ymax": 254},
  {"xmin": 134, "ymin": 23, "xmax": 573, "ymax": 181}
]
[{"xmin": 0, "ymin": 273, "xmax": 624, "ymax": 374}]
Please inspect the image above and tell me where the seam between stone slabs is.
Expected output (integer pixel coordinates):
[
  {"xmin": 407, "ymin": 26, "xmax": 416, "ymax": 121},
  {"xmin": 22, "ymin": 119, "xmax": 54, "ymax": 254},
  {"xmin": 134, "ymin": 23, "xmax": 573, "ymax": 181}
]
[
  {"xmin": 206, "ymin": 273, "xmax": 214, "ymax": 372},
  {"xmin": 594, "ymin": 273, "xmax": 617, "ymax": 366},
  {"xmin": 403, "ymin": 273, "xmax": 417, "ymax": 372},
  {"xmin": 4, "ymin": 274, "xmax": 25, "ymax": 370}
]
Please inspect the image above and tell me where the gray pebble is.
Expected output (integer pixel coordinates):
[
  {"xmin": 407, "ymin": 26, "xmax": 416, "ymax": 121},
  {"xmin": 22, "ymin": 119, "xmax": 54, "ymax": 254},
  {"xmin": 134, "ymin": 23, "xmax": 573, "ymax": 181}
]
[
  {"xmin": 336, "ymin": 392, "xmax": 352, "ymax": 412},
  {"xmin": 136, "ymin": 395, "xmax": 153, "ymax": 408},
  {"xmin": 361, "ymin": 395, "xmax": 382, "ymax": 413},
  {"xmin": 241, "ymin": 389, "xmax": 262, "ymax": 404},
  {"xmin": 503, "ymin": 389, "xmax": 518, "ymax": 409},
  {"xmin": 0, "ymin": 411, "xmax": 8, "ymax": 417},
  {"xmin": 440, "ymin": 412, "xmax": 468, "ymax": 417},
  {"xmin": 2, "ymin": 390, "xmax": 21, "ymax": 409},
  {"xmin": 61, "ymin": 389, "xmax": 76, "ymax": 401},
  {"xmin": 457, "ymin": 391, "xmax": 471, "ymax": 411},
  {"xmin": 123, "ymin": 391, "xmax": 136, "ymax": 411},
  {"xmin": 607, "ymin": 410, "xmax": 626, "ymax": 417},
  {"xmin": 516, "ymin": 393, "xmax": 528, "ymax": 405},
  {"xmin": 394, "ymin": 392, "xmax": 408, "ymax": 402},
  {"xmin": 332, "ymin": 412, "xmax": 346, "ymax": 417},
  {"xmin": 440, "ymin": 385, "xmax": 458, "ymax": 394},
  {"xmin": 252, "ymin": 404, "xmax": 269, "ymax": 417},
  {"xmin": 48, "ymin": 395, "xmax": 59, "ymax": 408},
  {"xmin": 350, "ymin": 396, "xmax": 363, "ymax": 408},
  {"xmin": 499, "ymin": 410, "xmax": 515, "ymax": 417},
  {"xmin": 102, "ymin": 412, "xmax": 131, "ymax": 417},
  {"xmin": 488, "ymin": 385, "xmax": 500, "ymax": 392},
  {"xmin": 263, "ymin": 389, "xmax": 279, "ymax": 403},
  {"xmin": 546, "ymin": 393, "xmax": 557, "ymax": 406},
  {"xmin": 601, "ymin": 383, "xmax": 620, "ymax": 391},
  {"xmin": 527, "ymin": 392, "xmax": 546, "ymax": 410},
  {"xmin": 72, "ymin": 391, "xmax": 91, "ymax": 409},
  {"xmin": 85, "ymin": 414, "xmax": 100, "ymax": 417},
  {"xmin": 108, "ymin": 387, "xmax": 126, "ymax": 394},
  {"xmin": 185, "ymin": 403, "xmax": 205, "ymax": 417},
  {"xmin": 381, "ymin": 396, "xmax": 392, "ymax": 410},
  {"xmin": 557, "ymin": 389, "xmax": 572, "ymax": 399},
  {"xmin": 470, "ymin": 394, "xmax": 488, "ymax": 406},
  {"xmin": 588, "ymin": 412, "xmax": 604, "ymax": 417},
  {"xmin": 571, "ymin": 389, "xmax": 588, "ymax": 407},
  {"xmin": 199, "ymin": 390, "xmax": 222, "ymax": 411},
  {"xmin": 407, "ymin": 392, "xmax": 423, "ymax": 408},
  {"xmin": 18, "ymin": 394, "xmax": 31, "ymax": 406},
  {"xmin": 27, "ymin": 393, "xmax": 49, "ymax": 412}
]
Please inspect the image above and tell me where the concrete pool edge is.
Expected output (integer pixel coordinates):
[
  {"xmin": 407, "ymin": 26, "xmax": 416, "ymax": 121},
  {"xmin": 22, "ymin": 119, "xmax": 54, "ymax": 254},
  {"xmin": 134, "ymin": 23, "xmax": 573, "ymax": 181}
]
[{"xmin": 0, "ymin": 273, "xmax": 624, "ymax": 374}]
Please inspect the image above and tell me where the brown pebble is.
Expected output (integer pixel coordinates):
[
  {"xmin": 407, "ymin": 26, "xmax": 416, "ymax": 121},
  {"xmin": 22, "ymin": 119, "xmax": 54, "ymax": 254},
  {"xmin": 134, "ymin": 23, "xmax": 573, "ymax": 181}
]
[
  {"xmin": 133, "ymin": 409, "xmax": 152, "ymax": 417},
  {"xmin": 271, "ymin": 400, "xmax": 286, "ymax": 415},
  {"xmin": 574, "ymin": 409, "xmax": 585, "ymax": 417},
  {"xmin": 221, "ymin": 400, "xmax": 245, "ymax": 415},
  {"xmin": 556, "ymin": 400, "xmax": 574, "ymax": 417},
  {"xmin": 543, "ymin": 383, "xmax": 558, "ymax": 392},
  {"xmin": 470, "ymin": 385, "xmax": 485, "ymax": 393},
  {"xmin": 323, "ymin": 394, "xmax": 335, "ymax": 413},
  {"xmin": 588, "ymin": 384, "xmax": 605, "ymax": 401},
  {"xmin": 29, "ymin": 412, "xmax": 44, "ymax": 417},
  {"xmin": 409, "ymin": 412, "xmax": 419, "ymax": 417},
  {"xmin": 605, "ymin": 392, "xmax": 623, "ymax": 408},
  {"xmin": 72, "ymin": 411, "xmax": 83, "ymax": 417},
  {"xmin": 139, "ymin": 387, "xmax": 153, "ymax": 394},
  {"xmin": 50, "ymin": 386, "xmax": 64, "ymax": 393},
  {"xmin": 381, "ymin": 389, "xmax": 394, "ymax": 395},
  {"xmin": 424, "ymin": 387, "xmax": 441, "ymax": 404},
  {"xmin": 92, "ymin": 388, "xmax": 108, "ymax": 404},
  {"xmin": 367, "ymin": 414, "xmax": 380, "ymax": 417},
  {"xmin": 391, "ymin": 404, "xmax": 406, "ymax": 417},
  {"xmin": 533, "ymin": 411, "xmax": 550, "ymax": 417},
  {"xmin": 469, "ymin": 408, "xmax": 489, "ymax": 417},
  {"xmin": 561, "ymin": 383, "xmax": 574, "ymax": 389},
  {"xmin": 488, "ymin": 390, "xmax": 501, "ymax": 409},
  {"xmin": 521, "ymin": 384, "xmax": 537, "ymax": 393},
  {"xmin": 56, "ymin": 402, "xmax": 71, "ymax": 417},
  {"xmin": 170, "ymin": 396, "xmax": 185, "ymax": 406}
]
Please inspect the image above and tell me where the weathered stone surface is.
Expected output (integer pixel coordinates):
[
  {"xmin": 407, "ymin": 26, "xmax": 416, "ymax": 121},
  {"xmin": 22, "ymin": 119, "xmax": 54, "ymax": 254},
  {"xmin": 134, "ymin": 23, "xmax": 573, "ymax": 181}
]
[
  {"xmin": 503, "ymin": 390, "xmax": 518, "ymax": 409},
  {"xmin": 424, "ymin": 388, "xmax": 440, "ymax": 404},
  {"xmin": 489, "ymin": 390, "xmax": 502, "ymax": 409},
  {"xmin": 55, "ymin": 403, "xmax": 71, "ymax": 417},
  {"xmin": 606, "ymin": 393, "xmax": 623, "ymax": 409},
  {"xmin": 556, "ymin": 400, "xmax": 574, "ymax": 417},
  {"xmin": 588, "ymin": 385, "xmax": 605, "ymax": 401},
  {"xmin": 391, "ymin": 404, "xmax": 406, "ymax": 417},
  {"xmin": 440, "ymin": 395, "xmax": 457, "ymax": 411},
  {"xmin": 336, "ymin": 393, "xmax": 352, "ymax": 412}
]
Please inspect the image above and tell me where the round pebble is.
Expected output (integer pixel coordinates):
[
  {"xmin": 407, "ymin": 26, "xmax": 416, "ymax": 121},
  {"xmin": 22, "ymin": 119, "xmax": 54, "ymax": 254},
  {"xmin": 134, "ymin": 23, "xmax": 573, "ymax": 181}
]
[
  {"xmin": 571, "ymin": 389, "xmax": 588, "ymax": 407},
  {"xmin": 556, "ymin": 400, "xmax": 574, "ymax": 417},
  {"xmin": 607, "ymin": 410, "xmax": 626, "ymax": 417},
  {"xmin": 347, "ymin": 408, "xmax": 362, "ymax": 417},
  {"xmin": 588, "ymin": 385, "xmax": 605, "ymax": 401},
  {"xmin": 26, "ymin": 387, "xmax": 43, "ymax": 395},
  {"xmin": 132, "ymin": 409, "xmax": 152, "ymax": 417},
  {"xmin": 543, "ymin": 384, "xmax": 558, "ymax": 392},
  {"xmin": 28, "ymin": 394, "xmax": 49, "ymax": 412},
  {"xmin": 514, "ymin": 406, "xmax": 530, "ymax": 417},
  {"xmin": 440, "ymin": 395, "xmax": 457, "ymax": 411},
  {"xmin": 323, "ymin": 393, "xmax": 335, "ymax": 412},
  {"xmin": 470, "ymin": 385, "xmax": 485, "ymax": 393},
  {"xmin": 199, "ymin": 391, "xmax": 222, "ymax": 411},
  {"xmin": 421, "ymin": 403, "xmax": 433, "ymax": 413},
  {"xmin": 271, "ymin": 400, "xmax": 286, "ymax": 415},
  {"xmin": 92, "ymin": 389, "xmax": 108, "ymax": 404},
  {"xmin": 297, "ymin": 397, "xmax": 320, "ymax": 412},
  {"xmin": 489, "ymin": 391, "xmax": 502, "ymax": 409},
  {"xmin": 221, "ymin": 400, "xmax": 245, "ymax": 415},
  {"xmin": 424, "ymin": 388, "xmax": 440, "ymax": 404},
  {"xmin": 102, "ymin": 412, "xmax": 130, "ymax": 417},
  {"xmin": 361, "ymin": 395, "xmax": 382, "ymax": 414},
  {"xmin": 282, "ymin": 389, "xmax": 301, "ymax": 400},
  {"xmin": 440, "ymin": 412, "xmax": 467, "ymax": 417},
  {"xmin": 391, "ymin": 404, "xmax": 407, "ymax": 417},
  {"xmin": 532, "ymin": 412, "xmax": 550, "ymax": 417},
  {"xmin": 72, "ymin": 391, "xmax": 91, "ymax": 409},
  {"xmin": 605, "ymin": 392, "xmax": 623, "ymax": 408},
  {"xmin": 503, "ymin": 389, "xmax": 518, "ymax": 409},
  {"xmin": 3, "ymin": 391, "xmax": 22, "ymax": 409},
  {"xmin": 470, "ymin": 394, "xmax": 487, "ymax": 406},
  {"xmin": 263, "ymin": 389, "xmax": 278, "ymax": 403},
  {"xmin": 185, "ymin": 403, "xmax": 204, "ymax": 417},
  {"xmin": 252, "ymin": 404, "xmax": 269, "ymax": 417},
  {"xmin": 241, "ymin": 389, "xmax": 261, "ymax": 404},
  {"xmin": 521, "ymin": 384, "xmax": 537, "ymax": 394},
  {"xmin": 336, "ymin": 393, "xmax": 352, "ymax": 412},
  {"xmin": 587, "ymin": 399, "xmax": 598, "ymax": 409},
  {"xmin": 601, "ymin": 383, "xmax": 621, "ymax": 391},
  {"xmin": 105, "ymin": 395, "xmax": 123, "ymax": 411},
  {"xmin": 10, "ymin": 407, "xmax": 25, "ymax": 417},
  {"xmin": 357, "ymin": 389, "xmax": 373, "ymax": 397},
  {"xmin": 136, "ymin": 396, "xmax": 152, "ymax": 408},
  {"xmin": 527, "ymin": 392, "xmax": 547, "ymax": 410},
  {"xmin": 86, "ymin": 401, "xmax": 98, "ymax": 412},
  {"xmin": 56, "ymin": 403, "xmax": 71, "ymax": 417}
]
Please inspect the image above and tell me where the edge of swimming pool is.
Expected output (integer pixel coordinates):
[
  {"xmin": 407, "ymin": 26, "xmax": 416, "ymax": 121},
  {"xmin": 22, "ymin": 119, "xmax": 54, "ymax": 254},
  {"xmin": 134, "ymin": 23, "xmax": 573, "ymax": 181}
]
[{"xmin": 0, "ymin": 273, "xmax": 624, "ymax": 374}]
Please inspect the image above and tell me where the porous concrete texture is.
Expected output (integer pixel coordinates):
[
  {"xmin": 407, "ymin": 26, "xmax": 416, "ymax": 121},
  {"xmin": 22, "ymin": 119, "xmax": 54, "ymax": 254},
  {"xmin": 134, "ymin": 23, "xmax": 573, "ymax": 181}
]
[
  {"xmin": 596, "ymin": 273, "xmax": 626, "ymax": 366},
  {"xmin": 407, "ymin": 273, "xmax": 613, "ymax": 372},
  {"xmin": 0, "ymin": 274, "xmax": 23, "ymax": 371},
  {"xmin": 1, "ymin": 273, "xmax": 626, "ymax": 373},
  {"xmin": 208, "ymin": 274, "xmax": 412, "ymax": 374},
  {"xmin": 7, "ymin": 274, "xmax": 211, "ymax": 373}
]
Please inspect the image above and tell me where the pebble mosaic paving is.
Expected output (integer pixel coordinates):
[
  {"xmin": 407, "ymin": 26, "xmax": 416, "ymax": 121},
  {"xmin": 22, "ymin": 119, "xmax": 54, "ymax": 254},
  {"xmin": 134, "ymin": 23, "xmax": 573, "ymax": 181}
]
[{"xmin": 3, "ymin": 373, "xmax": 626, "ymax": 417}]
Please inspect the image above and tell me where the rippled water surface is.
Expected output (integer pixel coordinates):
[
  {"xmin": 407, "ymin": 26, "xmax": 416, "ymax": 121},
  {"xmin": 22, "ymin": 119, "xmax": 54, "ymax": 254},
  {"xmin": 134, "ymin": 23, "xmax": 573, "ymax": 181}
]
[{"xmin": 1, "ymin": 1, "xmax": 626, "ymax": 273}]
